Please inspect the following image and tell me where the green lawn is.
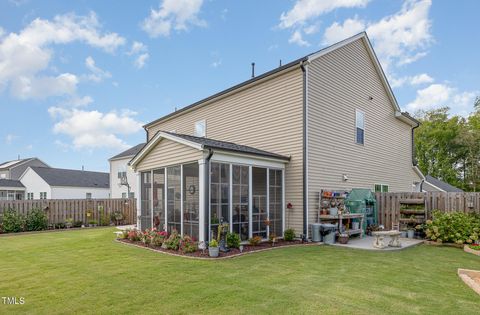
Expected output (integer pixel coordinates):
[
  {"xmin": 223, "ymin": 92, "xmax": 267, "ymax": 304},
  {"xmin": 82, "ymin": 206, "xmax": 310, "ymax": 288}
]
[{"xmin": 0, "ymin": 228, "xmax": 479, "ymax": 315}]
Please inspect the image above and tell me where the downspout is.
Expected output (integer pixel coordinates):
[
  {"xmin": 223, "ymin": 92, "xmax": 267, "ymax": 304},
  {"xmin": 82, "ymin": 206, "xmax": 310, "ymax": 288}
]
[
  {"xmin": 300, "ymin": 60, "xmax": 308, "ymax": 241},
  {"xmin": 411, "ymin": 122, "xmax": 420, "ymax": 166},
  {"xmin": 204, "ymin": 148, "xmax": 214, "ymax": 242}
]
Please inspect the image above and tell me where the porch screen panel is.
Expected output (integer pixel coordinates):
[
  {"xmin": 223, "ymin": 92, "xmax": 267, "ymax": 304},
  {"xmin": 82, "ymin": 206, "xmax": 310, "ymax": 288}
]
[
  {"xmin": 167, "ymin": 166, "xmax": 181, "ymax": 233},
  {"xmin": 210, "ymin": 162, "xmax": 229, "ymax": 241},
  {"xmin": 232, "ymin": 165, "xmax": 249, "ymax": 241},
  {"xmin": 252, "ymin": 167, "xmax": 267, "ymax": 238},
  {"xmin": 153, "ymin": 169, "xmax": 165, "ymax": 231},
  {"xmin": 269, "ymin": 169, "xmax": 283, "ymax": 237},
  {"xmin": 140, "ymin": 172, "xmax": 152, "ymax": 230},
  {"xmin": 183, "ymin": 163, "xmax": 199, "ymax": 239}
]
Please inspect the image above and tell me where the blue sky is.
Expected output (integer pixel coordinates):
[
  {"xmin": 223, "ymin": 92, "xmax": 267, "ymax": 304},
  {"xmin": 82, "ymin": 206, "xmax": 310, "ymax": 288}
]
[{"xmin": 0, "ymin": 0, "xmax": 478, "ymax": 172}]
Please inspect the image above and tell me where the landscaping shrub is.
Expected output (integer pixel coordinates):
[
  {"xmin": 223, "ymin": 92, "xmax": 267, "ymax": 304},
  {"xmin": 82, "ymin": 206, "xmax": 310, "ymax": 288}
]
[
  {"xmin": 127, "ymin": 229, "xmax": 140, "ymax": 242},
  {"xmin": 180, "ymin": 235, "xmax": 197, "ymax": 253},
  {"xmin": 25, "ymin": 209, "xmax": 48, "ymax": 231},
  {"xmin": 73, "ymin": 220, "xmax": 83, "ymax": 228},
  {"xmin": 248, "ymin": 235, "xmax": 262, "ymax": 246},
  {"xmin": 423, "ymin": 211, "xmax": 480, "ymax": 245},
  {"xmin": 1, "ymin": 209, "xmax": 25, "ymax": 233},
  {"xmin": 164, "ymin": 229, "xmax": 181, "ymax": 250},
  {"xmin": 140, "ymin": 229, "xmax": 153, "ymax": 246},
  {"xmin": 99, "ymin": 211, "xmax": 110, "ymax": 226},
  {"xmin": 226, "ymin": 232, "xmax": 241, "ymax": 248},
  {"xmin": 152, "ymin": 230, "xmax": 168, "ymax": 246},
  {"xmin": 284, "ymin": 228, "xmax": 295, "ymax": 241}
]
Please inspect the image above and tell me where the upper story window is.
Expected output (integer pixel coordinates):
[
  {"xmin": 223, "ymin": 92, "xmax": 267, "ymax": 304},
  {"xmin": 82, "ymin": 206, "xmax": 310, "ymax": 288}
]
[
  {"xmin": 40, "ymin": 192, "xmax": 47, "ymax": 199},
  {"xmin": 355, "ymin": 110, "xmax": 365, "ymax": 145},
  {"xmin": 374, "ymin": 184, "xmax": 389, "ymax": 193},
  {"xmin": 194, "ymin": 120, "xmax": 206, "ymax": 137},
  {"xmin": 117, "ymin": 165, "xmax": 127, "ymax": 180},
  {"xmin": 86, "ymin": 193, "xmax": 92, "ymax": 199}
]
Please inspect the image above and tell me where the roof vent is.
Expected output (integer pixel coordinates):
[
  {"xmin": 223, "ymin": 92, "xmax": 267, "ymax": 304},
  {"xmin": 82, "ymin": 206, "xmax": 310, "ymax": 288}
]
[{"xmin": 251, "ymin": 62, "xmax": 255, "ymax": 78}]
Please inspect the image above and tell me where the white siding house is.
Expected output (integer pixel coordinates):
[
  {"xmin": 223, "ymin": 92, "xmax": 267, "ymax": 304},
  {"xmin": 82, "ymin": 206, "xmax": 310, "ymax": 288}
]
[
  {"xmin": 109, "ymin": 143, "xmax": 144, "ymax": 199},
  {"xmin": 20, "ymin": 167, "xmax": 110, "ymax": 200}
]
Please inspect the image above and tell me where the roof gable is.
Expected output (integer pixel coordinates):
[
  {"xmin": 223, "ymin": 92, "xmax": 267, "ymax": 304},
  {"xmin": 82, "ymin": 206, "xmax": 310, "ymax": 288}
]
[
  {"xmin": 109, "ymin": 143, "xmax": 146, "ymax": 161},
  {"xmin": 425, "ymin": 175, "xmax": 464, "ymax": 192}
]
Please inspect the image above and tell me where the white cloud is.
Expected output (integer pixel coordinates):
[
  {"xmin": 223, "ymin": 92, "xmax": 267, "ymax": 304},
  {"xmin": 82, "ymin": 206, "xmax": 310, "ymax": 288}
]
[
  {"xmin": 10, "ymin": 73, "xmax": 78, "ymax": 99},
  {"xmin": 406, "ymin": 83, "xmax": 478, "ymax": 115},
  {"xmin": 62, "ymin": 95, "xmax": 94, "ymax": 107},
  {"xmin": 279, "ymin": 0, "xmax": 370, "ymax": 29},
  {"xmin": 128, "ymin": 41, "xmax": 147, "ymax": 55},
  {"xmin": 289, "ymin": 30, "xmax": 310, "ymax": 47},
  {"xmin": 211, "ymin": 59, "xmax": 222, "ymax": 68},
  {"xmin": 134, "ymin": 53, "xmax": 150, "ymax": 69},
  {"xmin": 322, "ymin": 17, "xmax": 365, "ymax": 45},
  {"xmin": 142, "ymin": 0, "xmax": 206, "ymax": 38},
  {"xmin": 49, "ymin": 107, "xmax": 143, "ymax": 150},
  {"xmin": 5, "ymin": 134, "xmax": 16, "ymax": 145},
  {"xmin": 0, "ymin": 12, "xmax": 125, "ymax": 100},
  {"xmin": 366, "ymin": 0, "xmax": 432, "ymax": 70},
  {"xmin": 390, "ymin": 73, "xmax": 434, "ymax": 88},
  {"xmin": 85, "ymin": 56, "xmax": 111, "ymax": 82}
]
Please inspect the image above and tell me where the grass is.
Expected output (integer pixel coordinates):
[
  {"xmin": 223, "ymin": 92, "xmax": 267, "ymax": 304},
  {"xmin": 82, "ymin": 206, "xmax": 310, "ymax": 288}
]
[{"xmin": 0, "ymin": 228, "xmax": 479, "ymax": 315}]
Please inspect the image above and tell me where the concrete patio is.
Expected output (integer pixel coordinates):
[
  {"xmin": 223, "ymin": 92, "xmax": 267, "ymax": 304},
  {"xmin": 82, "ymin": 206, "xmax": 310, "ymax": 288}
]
[{"xmin": 330, "ymin": 236, "xmax": 424, "ymax": 251}]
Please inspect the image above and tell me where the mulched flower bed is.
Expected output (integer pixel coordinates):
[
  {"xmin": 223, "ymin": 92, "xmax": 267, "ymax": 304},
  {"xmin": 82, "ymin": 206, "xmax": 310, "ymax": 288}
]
[{"xmin": 117, "ymin": 238, "xmax": 306, "ymax": 259}]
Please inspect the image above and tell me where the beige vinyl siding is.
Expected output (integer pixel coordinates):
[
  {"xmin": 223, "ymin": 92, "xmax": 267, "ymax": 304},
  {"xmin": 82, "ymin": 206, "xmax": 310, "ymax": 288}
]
[
  {"xmin": 147, "ymin": 68, "xmax": 304, "ymax": 233},
  {"xmin": 307, "ymin": 38, "xmax": 421, "ymax": 226},
  {"xmin": 136, "ymin": 138, "xmax": 202, "ymax": 172}
]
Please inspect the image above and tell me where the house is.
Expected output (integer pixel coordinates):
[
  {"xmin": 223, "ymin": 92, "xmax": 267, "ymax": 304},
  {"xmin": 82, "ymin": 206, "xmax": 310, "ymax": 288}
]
[
  {"xmin": 109, "ymin": 143, "xmax": 145, "ymax": 199},
  {"xmin": 0, "ymin": 157, "xmax": 49, "ymax": 200},
  {"xmin": 129, "ymin": 32, "xmax": 423, "ymax": 244},
  {"xmin": 422, "ymin": 175, "xmax": 464, "ymax": 192},
  {"xmin": 0, "ymin": 157, "xmax": 49, "ymax": 180},
  {"xmin": 0, "ymin": 179, "xmax": 26, "ymax": 200},
  {"xmin": 19, "ymin": 166, "xmax": 110, "ymax": 200}
]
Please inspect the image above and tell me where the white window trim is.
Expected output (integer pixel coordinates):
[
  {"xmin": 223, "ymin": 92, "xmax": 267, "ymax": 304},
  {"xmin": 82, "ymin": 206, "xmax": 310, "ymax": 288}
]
[
  {"xmin": 194, "ymin": 120, "xmax": 207, "ymax": 138},
  {"xmin": 374, "ymin": 183, "xmax": 389, "ymax": 193},
  {"xmin": 355, "ymin": 109, "xmax": 365, "ymax": 145}
]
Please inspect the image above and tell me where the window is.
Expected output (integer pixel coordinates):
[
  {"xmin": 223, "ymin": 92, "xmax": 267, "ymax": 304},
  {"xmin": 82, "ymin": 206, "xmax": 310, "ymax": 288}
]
[
  {"xmin": 86, "ymin": 193, "xmax": 92, "ymax": 199},
  {"xmin": 232, "ymin": 165, "xmax": 249, "ymax": 241},
  {"xmin": 129, "ymin": 192, "xmax": 135, "ymax": 199},
  {"xmin": 210, "ymin": 163, "xmax": 230, "ymax": 240},
  {"xmin": 374, "ymin": 184, "xmax": 389, "ymax": 193},
  {"xmin": 122, "ymin": 192, "xmax": 127, "ymax": 199},
  {"xmin": 153, "ymin": 169, "xmax": 165, "ymax": 230},
  {"xmin": 194, "ymin": 120, "xmax": 206, "ymax": 137},
  {"xmin": 140, "ymin": 172, "xmax": 152, "ymax": 230},
  {"xmin": 117, "ymin": 171, "xmax": 127, "ymax": 179},
  {"xmin": 40, "ymin": 192, "xmax": 47, "ymax": 199},
  {"xmin": 183, "ymin": 163, "xmax": 199, "ymax": 239},
  {"xmin": 167, "ymin": 166, "xmax": 181, "ymax": 233},
  {"xmin": 27, "ymin": 193, "xmax": 34, "ymax": 200},
  {"xmin": 269, "ymin": 169, "xmax": 283, "ymax": 237},
  {"xmin": 355, "ymin": 110, "xmax": 365, "ymax": 145}
]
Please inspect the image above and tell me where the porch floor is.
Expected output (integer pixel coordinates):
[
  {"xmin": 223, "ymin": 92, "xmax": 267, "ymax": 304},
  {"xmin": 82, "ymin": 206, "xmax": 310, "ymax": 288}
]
[{"xmin": 330, "ymin": 236, "xmax": 423, "ymax": 251}]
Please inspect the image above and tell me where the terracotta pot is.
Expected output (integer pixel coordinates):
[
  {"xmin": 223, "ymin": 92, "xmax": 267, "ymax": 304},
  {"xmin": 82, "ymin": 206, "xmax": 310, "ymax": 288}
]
[{"xmin": 338, "ymin": 234, "xmax": 349, "ymax": 244}]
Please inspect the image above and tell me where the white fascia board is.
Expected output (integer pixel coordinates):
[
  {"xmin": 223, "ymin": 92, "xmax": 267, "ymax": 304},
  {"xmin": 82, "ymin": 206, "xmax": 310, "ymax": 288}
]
[
  {"xmin": 129, "ymin": 131, "xmax": 203, "ymax": 170},
  {"xmin": 211, "ymin": 151, "xmax": 286, "ymax": 169},
  {"xmin": 0, "ymin": 187, "xmax": 26, "ymax": 191},
  {"xmin": 395, "ymin": 112, "xmax": 419, "ymax": 127},
  {"xmin": 413, "ymin": 166, "xmax": 426, "ymax": 180}
]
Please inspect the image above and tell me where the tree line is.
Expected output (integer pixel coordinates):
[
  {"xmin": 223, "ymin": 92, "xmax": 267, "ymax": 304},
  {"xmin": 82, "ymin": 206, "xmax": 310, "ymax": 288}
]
[{"xmin": 414, "ymin": 97, "xmax": 480, "ymax": 192}]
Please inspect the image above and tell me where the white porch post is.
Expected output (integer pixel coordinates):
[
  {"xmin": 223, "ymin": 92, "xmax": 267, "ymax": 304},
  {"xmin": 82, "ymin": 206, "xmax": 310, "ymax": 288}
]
[
  {"xmin": 266, "ymin": 168, "xmax": 270, "ymax": 238},
  {"xmin": 180, "ymin": 164, "xmax": 184, "ymax": 236},
  {"xmin": 229, "ymin": 164, "xmax": 233, "ymax": 232},
  {"xmin": 282, "ymin": 169, "xmax": 286, "ymax": 235},
  {"xmin": 248, "ymin": 165, "xmax": 253, "ymax": 239},
  {"xmin": 164, "ymin": 167, "xmax": 168, "ymax": 231},
  {"xmin": 136, "ymin": 172, "xmax": 141, "ymax": 229},
  {"xmin": 198, "ymin": 159, "xmax": 206, "ymax": 244}
]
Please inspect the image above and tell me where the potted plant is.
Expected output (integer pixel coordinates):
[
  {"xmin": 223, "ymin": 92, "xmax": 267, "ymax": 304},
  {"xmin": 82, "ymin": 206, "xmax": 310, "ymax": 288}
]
[
  {"xmin": 407, "ymin": 215, "xmax": 416, "ymax": 238},
  {"xmin": 88, "ymin": 219, "xmax": 97, "ymax": 228},
  {"xmin": 209, "ymin": 239, "xmax": 219, "ymax": 257},
  {"xmin": 338, "ymin": 232, "xmax": 349, "ymax": 244}
]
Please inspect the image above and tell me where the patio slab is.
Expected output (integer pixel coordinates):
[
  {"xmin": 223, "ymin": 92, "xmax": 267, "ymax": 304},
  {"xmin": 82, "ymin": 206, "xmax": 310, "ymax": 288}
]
[
  {"xmin": 329, "ymin": 236, "xmax": 423, "ymax": 251},
  {"xmin": 458, "ymin": 269, "xmax": 480, "ymax": 296}
]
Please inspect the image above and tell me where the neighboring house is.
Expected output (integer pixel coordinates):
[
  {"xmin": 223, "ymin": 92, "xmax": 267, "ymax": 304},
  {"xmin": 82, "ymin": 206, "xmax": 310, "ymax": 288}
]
[
  {"xmin": 19, "ymin": 167, "xmax": 110, "ymax": 200},
  {"xmin": 129, "ymin": 32, "xmax": 423, "ymax": 243},
  {"xmin": 109, "ymin": 143, "xmax": 145, "ymax": 199},
  {"xmin": 0, "ymin": 157, "xmax": 49, "ymax": 180},
  {"xmin": 422, "ymin": 175, "xmax": 464, "ymax": 192},
  {"xmin": 0, "ymin": 179, "xmax": 25, "ymax": 200}
]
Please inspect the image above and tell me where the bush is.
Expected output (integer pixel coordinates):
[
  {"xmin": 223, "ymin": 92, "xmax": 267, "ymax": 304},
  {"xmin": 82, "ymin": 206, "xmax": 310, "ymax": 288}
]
[
  {"xmin": 209, "ymin": 239, "xmax": 218, "ymax": 247},
  {"xmin": 73, "ymin": 221, "xmax": 83, "ymax": 228},
  {"xmin": 127, "ymin": 229, "xmax": 141, "ymax": 241},
  {"xmin": 152, "ymin": 230, "xmax": 168, "ymax": 246},
  {"xmin": 164, "ymin": 229, "xmax": 181, "ymax": 250},
  {"xmin": 248, "ymin": 235, "xmax": 262, "ymax": 246},
  {"xmin": 284, "ymin": 228, "xmax": 296, "ymax": 241},
  {"xmin": 180, "ymin": 235, "xmax": 197, "ymax": 253},
  {"xmin": 99, "ymin": 211, "xmax": 110, "ymax": 226},
  {"xmin": 56, "ymin": 222, "xmax": 66, "ymax": 229},
  {"xmin": 226, "ymin": 232, "xmax": 241, "ymax": 249},
  {"xmin": 25, "ymin": 209, "xmax": 48, "ymax": 231},
  {"xmin": 1, "ymin": 209, "xmax": 25, "ymax": 233},
  {"xmin": 423, "ymin": 211, "xmax": 480, "ymax": 245}
]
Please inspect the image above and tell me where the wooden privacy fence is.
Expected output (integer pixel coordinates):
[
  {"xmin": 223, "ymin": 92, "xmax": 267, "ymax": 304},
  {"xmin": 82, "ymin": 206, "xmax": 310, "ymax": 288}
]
[
  {"xmin": 0, "ymin": 199, "xmax": 136, "ymax": 225},
  {"xmin": 375, "ymin": 192, "xmax": 480, "ymax": 229}
]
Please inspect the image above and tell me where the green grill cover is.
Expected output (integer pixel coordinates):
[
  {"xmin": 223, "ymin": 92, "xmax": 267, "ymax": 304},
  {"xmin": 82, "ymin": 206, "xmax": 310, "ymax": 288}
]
[{"xmin": 345, "ymin": 189, "xmax": 377, "ymax": 234}]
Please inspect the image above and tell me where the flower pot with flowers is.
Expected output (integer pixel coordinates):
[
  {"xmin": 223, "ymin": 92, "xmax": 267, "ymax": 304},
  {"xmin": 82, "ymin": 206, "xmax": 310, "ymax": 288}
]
[{"xmin": 209, "ymin": 239, "xmax": 219, "ymax": 257}]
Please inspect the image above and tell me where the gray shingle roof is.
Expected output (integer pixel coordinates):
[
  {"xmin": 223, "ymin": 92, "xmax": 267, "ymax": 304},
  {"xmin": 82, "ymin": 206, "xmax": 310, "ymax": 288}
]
[
  {"xmin": 30, "ymin": 167, "xmax": 109, "ymax": 188},
  {"xmin": 425, "ymin": 175, "xmax": 464, "ymax": 192},
  {"xmin": 110, "ymin": 143, "xmax": 145, "ymax": 160},
  {"xmin": 0, "ymin": 179, "xmax": 25, "ymax": 188},
  {"xmin": 165, "ymin": 132, "xmax": 290, "ymax": 161}
]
